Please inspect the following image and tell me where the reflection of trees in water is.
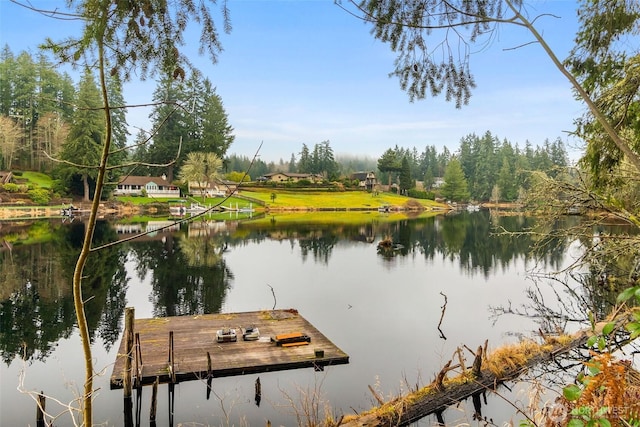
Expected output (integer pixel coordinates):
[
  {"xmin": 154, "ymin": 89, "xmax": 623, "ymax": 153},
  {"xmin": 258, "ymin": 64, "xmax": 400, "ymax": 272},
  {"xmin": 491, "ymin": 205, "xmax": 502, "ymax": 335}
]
[
  {"xmin": 179, "ymin": 233, "xmax": 228, "ymax": 267},
  {"xmin": 376, "ymin": 212, "xmax": 569, "ymax": 276},
  {"xmin": 489, "ymin": 218, "xmax": 640, "ymax": 335},
  {"xmin": 128, "ymin": 234, "xmax": 233, "ymax": 317},
  {"xmin": 299, "ymin": 234, "xmax": 338, "ymax": 264},
  {"xmin": 0, "ymin": 220, "xmax": 127, "ymax": 363},
  {"xmin": 233, "ymin": 212, "xmax": 570, "ymax": 274}
]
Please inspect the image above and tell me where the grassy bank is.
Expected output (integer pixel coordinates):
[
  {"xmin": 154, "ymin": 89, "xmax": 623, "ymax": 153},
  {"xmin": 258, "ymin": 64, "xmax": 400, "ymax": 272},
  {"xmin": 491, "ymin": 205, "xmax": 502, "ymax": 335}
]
[
  {"xmin": 238, "ymin": 189, "xmax": 444, "ymax": 210},
  {"xmin": 116, "ymin": 189, "xmax": 446, "ymax": 211}
]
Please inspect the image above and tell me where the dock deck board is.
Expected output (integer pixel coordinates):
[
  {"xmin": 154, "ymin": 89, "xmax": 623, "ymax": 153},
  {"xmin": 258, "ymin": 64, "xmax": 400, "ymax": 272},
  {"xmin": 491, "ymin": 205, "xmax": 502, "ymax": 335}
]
[{"xmin": 110, "ymin": 309, "xmax": 349, "ymax": 389}]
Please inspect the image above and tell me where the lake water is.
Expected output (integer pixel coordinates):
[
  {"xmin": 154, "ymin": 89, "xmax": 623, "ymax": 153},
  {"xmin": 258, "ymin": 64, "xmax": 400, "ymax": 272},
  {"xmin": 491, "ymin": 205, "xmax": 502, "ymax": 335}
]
[{"xmin": 0, "ymin": 210, "xmax": 591, "ymax": 426}]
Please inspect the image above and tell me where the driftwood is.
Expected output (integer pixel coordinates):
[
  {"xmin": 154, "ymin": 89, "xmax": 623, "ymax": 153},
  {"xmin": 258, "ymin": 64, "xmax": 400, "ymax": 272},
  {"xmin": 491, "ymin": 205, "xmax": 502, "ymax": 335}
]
[{"xmin": 338, "ymin": 331, "xmax": 590, "ymax": 427}]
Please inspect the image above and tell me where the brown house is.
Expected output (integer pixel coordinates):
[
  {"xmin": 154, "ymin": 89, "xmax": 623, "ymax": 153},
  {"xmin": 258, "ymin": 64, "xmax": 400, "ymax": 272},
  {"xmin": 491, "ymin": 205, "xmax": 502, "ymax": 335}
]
[
  {"xmin": 350, "ymin": 171, "xmax": 377, "ymax": 191},
  {"xmin": 260, "ymin": 172, "xmax": 323, "ymax": 183}
]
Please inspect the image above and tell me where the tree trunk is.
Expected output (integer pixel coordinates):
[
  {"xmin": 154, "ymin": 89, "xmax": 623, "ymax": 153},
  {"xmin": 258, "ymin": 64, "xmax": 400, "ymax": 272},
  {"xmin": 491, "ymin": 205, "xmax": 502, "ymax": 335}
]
[{"xmin": 83, "ymin": 173, "xmax": 90, "ymax": 202}]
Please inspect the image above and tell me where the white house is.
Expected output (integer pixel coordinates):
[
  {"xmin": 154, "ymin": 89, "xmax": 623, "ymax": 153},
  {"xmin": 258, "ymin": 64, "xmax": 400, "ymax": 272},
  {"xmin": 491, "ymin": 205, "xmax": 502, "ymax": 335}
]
[{"xmin": 113, "ymin": 175, "xmax": 180, "ymax": 198}]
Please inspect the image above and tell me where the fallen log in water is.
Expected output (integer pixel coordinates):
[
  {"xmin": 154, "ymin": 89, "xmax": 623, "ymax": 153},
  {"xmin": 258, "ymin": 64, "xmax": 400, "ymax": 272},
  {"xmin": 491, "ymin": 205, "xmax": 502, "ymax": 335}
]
[{"xmin": 338, "ymin": 331, "xmax": 591, "ymax": 427}]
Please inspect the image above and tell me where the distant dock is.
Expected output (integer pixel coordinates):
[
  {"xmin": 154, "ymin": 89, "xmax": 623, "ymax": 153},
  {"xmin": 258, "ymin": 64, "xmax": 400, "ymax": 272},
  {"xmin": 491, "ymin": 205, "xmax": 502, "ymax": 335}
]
[{"xmin": 110, "ymin": 309, "xmax": 349, "ymax": 390}]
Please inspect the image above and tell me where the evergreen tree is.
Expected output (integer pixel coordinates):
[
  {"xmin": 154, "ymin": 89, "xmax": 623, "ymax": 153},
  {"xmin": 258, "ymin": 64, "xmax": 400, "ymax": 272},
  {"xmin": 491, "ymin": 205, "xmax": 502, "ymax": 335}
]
[
  {"xmin": 298, "ymin": 143, "xmax": 311, "ymax": 172},
  {"xmin": 423, "ymin": 166, "xmax": 434, "ymax": 190},
  {"xmin": 288, "ymin": 153, "xmax": 296, "ymax": 172},
  {"xmin": 441, "ymin": 158, "xmax": 470, "ymax": 202},
  {"xmin": 58, "ymin": 69, "xmax": 103, "ymax": 201},
  {"xmin": 148, "ymin": 74, "xmax": 188, "ymax": 181},
  {"xmin": 105, "ymin": 73, "xmax": 128, "ymax": 170},
  {"xmin": 0, "ymin": 46, "xmax": 14, "ymax": 117},
  {"xmin": 378, "ymin": 147, "xmax": 402, "ymax": 187},
  {"xmin": 399, "ymin": 156, "xmax": 413, "ymax": 193},
  {"xmin": 199, "ymin": 79, "xmax": 234, "ymax": 158}
]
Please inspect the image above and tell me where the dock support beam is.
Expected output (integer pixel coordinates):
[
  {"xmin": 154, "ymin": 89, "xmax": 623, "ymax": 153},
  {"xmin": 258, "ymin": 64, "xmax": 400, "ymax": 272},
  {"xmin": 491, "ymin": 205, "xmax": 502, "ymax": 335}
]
[
  {"xmin": 123, "ymin": 307, "xmax": 135, "ymax": 427},
  {"xmin": 123, "ymin": 307, "xmax": 135, "ymax": 398},
  {"xmin": 36, "ymin": 391, "xmax": 45, "ymax": 427}
]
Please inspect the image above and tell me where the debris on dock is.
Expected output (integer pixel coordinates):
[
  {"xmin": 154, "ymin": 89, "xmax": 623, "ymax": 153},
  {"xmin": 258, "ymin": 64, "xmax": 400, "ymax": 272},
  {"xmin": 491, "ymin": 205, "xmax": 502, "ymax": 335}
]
[{"xmin": 110, "ymin": 308, "xmax": 349, "ymax": 390}]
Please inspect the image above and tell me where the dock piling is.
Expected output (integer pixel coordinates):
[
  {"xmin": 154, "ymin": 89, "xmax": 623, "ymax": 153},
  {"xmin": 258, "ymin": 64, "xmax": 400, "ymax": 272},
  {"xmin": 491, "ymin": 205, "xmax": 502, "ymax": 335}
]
[
  {"xmin": 255, "ymin": 377, "xmax": 261, "ymax": 406},
  {"xmin": 168, "ymin": 331, "xmax": 176, "ymax": 384},
  {"xmin": 123, "ymin": 307, "xmax": 135, "ymax": 398},
  {"xmin": 206, "ymin": 351, "xmax": 213, "ymax": 400},
  {"xmin": 150, "ymin": 377, "xmax": 159, "ymax": 424},
  {"xmin": 36, "ymin": 391, "xmax": 45, "ymax": 427}
]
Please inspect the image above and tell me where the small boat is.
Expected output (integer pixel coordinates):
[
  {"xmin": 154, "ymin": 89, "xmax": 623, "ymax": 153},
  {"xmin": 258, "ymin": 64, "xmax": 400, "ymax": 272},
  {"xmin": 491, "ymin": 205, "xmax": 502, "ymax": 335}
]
[
  {"xmin": 60, "ymin": 205, "xmax": 79, "ymax": 217},
  {"xmin": 187, "ymin": 203, "xmax": 208, "ymax": 213}
]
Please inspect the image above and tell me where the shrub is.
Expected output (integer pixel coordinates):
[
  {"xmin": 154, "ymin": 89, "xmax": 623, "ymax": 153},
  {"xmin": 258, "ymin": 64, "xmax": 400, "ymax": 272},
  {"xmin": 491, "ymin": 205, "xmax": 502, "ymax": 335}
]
[
  {"xmin": 28, "ymin": 188, "xmax": 51, "ymax": 205},
  {"xmin": 2, "ymin": 183, "xmax": 20, "ymax": 193},
  {"xmin": 51, "ymin": 180, "xmax": 69, "ymax": 197},
  {"xmin": 407, "ymin": 189, "xmax": 435, "ymax": 200}
]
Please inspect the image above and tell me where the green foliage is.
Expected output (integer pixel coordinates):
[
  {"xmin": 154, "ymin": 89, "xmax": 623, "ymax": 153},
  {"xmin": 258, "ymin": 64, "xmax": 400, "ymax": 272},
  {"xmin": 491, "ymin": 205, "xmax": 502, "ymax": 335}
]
[
  {"xmin": 351, "ymin": 0, "xmax": 489, "ymax": 105},
  {"xmin": 625, "ymin": 310, "xmax": 640, "ymax": 340},
  {"xmin": 27, "ymin": 188, "xmax": 51, "ymax": 205},
  {"xmin": 58, "ymin": 69, "xmax": 104, "ymax": 201},
  {"xmin": 178, "ymin": 151, "xmax": 223, "ymax": 197},
  {"xmin": 50, "ymin": 180, "xmax": 69, "ymax": 197},
  {"xmin": 226, "ymin": 171, "xmax": 250, "ymax": 183},
  {"xmin": 399, "ymin": 156, "xmax": 413, "ymax": 193},
  {"xmin": 2, "ymin": 183, "xmax": 19, "ymax": 192},
  {"xmin": 406, "ymin": 189, "xmax": 434, "ymax": 200},
  {"xmin": 441, "ymin": 158, "xmax": 470, "ymax": 202},
  {"xmin": 569, "ymin": 1, "xmax": 640, "ymax": 190},
  {"xmin": 297, "ymin": 140, "xmax": 339, "ymax": 178}
]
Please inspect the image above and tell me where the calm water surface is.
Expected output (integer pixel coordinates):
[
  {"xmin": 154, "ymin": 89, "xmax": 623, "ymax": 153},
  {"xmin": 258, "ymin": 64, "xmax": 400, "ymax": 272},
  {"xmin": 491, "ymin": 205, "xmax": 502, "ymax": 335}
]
[{"xmin": 0, "ymin": 210, "xmax": 589, "ymax": 426}]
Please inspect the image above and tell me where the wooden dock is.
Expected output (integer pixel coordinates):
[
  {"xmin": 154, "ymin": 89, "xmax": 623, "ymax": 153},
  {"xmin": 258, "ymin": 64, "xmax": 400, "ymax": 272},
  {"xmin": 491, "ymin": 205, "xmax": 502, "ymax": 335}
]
[{"xmin": 110, "ymin": 309, "xmax": 349, "ymax": 390}]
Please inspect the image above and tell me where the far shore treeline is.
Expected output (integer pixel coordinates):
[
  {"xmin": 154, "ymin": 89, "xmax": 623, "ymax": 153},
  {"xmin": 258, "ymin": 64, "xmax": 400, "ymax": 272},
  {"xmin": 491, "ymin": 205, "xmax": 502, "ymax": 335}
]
[{"xmin": 1, "ymin": 47, "xmax": 567, "ymax": 204}]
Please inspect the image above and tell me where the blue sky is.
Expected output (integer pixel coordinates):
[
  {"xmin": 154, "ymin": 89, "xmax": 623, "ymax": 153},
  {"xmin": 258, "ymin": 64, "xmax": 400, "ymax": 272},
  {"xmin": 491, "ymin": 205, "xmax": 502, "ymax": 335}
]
[{"xmin": 1, "ymin": 0, "xmax": 584, "ymax": 162}]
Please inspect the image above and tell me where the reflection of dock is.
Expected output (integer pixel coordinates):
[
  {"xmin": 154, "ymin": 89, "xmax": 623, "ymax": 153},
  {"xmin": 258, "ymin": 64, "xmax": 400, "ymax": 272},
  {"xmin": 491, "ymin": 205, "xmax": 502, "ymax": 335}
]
[
  {"xmin": 114, "ymin": 221, "xmax": 181, "ymax": 241},
  {"xmin": 110, "ymin": 309, "xmax": 349, "ymax": 389}
]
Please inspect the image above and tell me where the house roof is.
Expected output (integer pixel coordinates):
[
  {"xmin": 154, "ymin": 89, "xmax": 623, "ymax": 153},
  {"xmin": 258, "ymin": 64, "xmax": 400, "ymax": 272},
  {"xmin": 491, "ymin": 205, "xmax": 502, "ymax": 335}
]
[
  {"xmin": 117, "ymin": 175, "xmax": 173, "ymax": 186},
  {"xmin": 350, "ymin": 171, "xmax": 376, "ymax": 180},
  {"xmin": 263, "ymin": 172, "xmax": 321, "ymax": 178}
]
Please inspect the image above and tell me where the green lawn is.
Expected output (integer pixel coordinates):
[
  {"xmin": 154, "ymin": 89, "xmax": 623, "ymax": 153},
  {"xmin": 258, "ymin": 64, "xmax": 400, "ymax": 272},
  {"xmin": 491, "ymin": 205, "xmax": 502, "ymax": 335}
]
[
  {"xmin": 116, "ymin": 189, "xmax": 444, "ymax": 210},
  {"xmin": 239, "ymin": 189, "xmax": 442, "ymax": 209},
  {"xmin": 240, "ymin": 210, "xmax": 440, "ymax": 226},
  {"xmin": 21, "ymin": 171, "xmax": 54, "ymax": 188}
]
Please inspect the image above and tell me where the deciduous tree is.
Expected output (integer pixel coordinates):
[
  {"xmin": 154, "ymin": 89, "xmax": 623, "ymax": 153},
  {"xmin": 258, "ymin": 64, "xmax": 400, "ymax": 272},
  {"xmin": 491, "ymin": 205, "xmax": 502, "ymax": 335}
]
[{"xmin": 179, "ymin": 151, "xmax": 223, "ymax": 198}]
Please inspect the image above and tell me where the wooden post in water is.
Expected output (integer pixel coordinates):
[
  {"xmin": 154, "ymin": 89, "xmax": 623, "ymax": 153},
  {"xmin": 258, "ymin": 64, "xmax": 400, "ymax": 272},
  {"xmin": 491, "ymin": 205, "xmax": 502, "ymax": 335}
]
[
  {"xmin": 255, "ymin": 377, "xmax": 261, "ymax": 407},
  {"xmin": 206, "ymin": 351, "xmax": 212, "ymax": 400},
  {"xmin": 150, "ymin": 377, "xmax": 159, "ymax": 426},
  {"xmin": 168, "ymin": 331, "xmax": 176, "ymax": 425},
  {"xmin": 134, "ymin": 332, "xmax": 142, "ymax": 390},
  {"xmin": 36, "ymin": 391, "xmax": 45, "ymax": 427},
  {"xmin": 123, "ymin": 307, "xmax": 135, "ymax": 398},
  {"xmin": 123, "ymin": 307, "xmax": 135, "ymax": 427}
]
